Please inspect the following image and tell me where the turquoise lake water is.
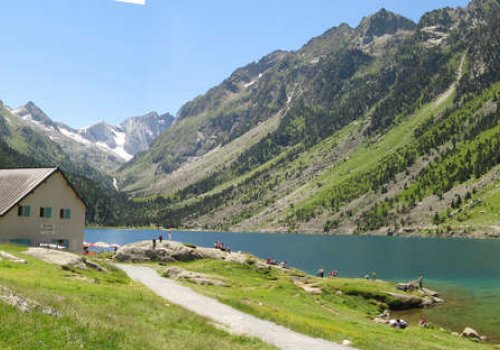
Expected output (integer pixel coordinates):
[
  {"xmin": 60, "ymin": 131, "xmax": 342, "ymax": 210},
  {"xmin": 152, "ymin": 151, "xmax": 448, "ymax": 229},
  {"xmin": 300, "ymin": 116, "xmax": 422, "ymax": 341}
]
[{"xmin": 86, "ymin": 229, "xmax": 500, "ymax": 341}]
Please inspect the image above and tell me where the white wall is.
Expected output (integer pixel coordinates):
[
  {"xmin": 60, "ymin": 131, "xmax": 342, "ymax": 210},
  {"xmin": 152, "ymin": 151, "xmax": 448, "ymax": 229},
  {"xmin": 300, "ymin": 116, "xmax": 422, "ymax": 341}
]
[{"xmin": 0, "ymin": 172, "xmax": 85, "ymax": 252}]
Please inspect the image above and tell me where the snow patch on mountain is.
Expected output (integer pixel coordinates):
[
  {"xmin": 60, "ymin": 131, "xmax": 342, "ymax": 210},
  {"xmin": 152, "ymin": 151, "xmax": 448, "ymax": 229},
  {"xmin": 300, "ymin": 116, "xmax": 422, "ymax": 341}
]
[
  {"xmin": 10, "ymin": 102, "xmax": 174, "ymax": 164},
  {"xmin": 59, "ymin": 127, "xmax": 92, "ymax": 145}
]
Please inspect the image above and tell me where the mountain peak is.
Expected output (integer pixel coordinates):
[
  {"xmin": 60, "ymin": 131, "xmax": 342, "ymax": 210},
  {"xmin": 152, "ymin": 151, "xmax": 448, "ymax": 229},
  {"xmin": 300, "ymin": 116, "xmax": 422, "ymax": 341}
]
[
  {"xmin": 357, "ymin": 8, "xmax": 416, "ymax": 39},
  {"xmin": 15, "ymin": 101, "xmax": 56, "ymax": 127}
]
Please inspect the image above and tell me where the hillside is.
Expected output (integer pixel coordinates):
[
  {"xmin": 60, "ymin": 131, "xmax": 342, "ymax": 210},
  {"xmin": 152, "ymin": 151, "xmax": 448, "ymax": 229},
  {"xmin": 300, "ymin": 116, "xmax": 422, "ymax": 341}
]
[
  {"xmin": 119, "ymin": 0, "xmax": 500, "ymax": 236},
  {"xmin": 0, "ymin": 103, "xmax": 133, "ymax": 226}
]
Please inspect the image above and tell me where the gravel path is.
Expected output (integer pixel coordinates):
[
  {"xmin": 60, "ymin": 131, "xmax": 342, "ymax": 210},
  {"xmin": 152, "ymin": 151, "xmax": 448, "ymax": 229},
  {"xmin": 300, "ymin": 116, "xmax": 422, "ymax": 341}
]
[{"xmin": 118, "ymin": 264, "xmax": 353, "ymax": 350}]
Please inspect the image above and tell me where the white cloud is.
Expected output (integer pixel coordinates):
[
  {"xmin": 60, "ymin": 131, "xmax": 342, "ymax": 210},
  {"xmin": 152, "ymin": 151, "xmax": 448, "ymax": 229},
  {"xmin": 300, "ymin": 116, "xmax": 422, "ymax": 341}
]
[{"xmin": 114, "ymin": 0, "xmax": 145, "ymax": 5}]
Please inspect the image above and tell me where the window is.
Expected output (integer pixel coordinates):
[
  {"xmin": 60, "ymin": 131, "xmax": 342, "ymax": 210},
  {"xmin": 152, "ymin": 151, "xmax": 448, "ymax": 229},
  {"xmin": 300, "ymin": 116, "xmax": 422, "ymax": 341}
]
[
  {"xmin": 40, "ymin": 207, "xmax": 52, "ymax": 218},
  {"xmin": 9, "ymin": 239, "xmax": 32, "ymax": 247},
  {"xmin": 17, "ymin": 205, "xmax": 31, "ymax": 217},
  {"xmin": 60, "ymin": 208, "xmax": 71, "ymax": 219}
]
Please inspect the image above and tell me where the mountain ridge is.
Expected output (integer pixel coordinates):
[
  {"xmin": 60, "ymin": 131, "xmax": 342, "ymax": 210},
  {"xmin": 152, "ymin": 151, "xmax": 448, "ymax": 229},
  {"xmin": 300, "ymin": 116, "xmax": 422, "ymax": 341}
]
[
  {"xmin": 114, "ymin": 0, "xmax": 500, "ymax": 237},
  {"xmin": 10, "ymin": 102, "xmax": 174, "ymax": 170}
]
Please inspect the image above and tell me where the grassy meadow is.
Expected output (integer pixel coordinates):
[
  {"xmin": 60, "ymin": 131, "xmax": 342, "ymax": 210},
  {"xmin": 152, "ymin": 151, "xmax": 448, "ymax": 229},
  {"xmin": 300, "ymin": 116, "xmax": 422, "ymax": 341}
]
[{"xmin": 0, "ymin": 245, "xmax": 273, "ymax": 350}]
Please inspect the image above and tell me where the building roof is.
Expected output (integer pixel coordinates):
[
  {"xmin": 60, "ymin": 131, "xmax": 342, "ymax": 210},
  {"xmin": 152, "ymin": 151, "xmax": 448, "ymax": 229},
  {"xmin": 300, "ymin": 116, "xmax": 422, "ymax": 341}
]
[{"xmin": 0, "ymin": 167, "xmax": 85, "ymax": 216}]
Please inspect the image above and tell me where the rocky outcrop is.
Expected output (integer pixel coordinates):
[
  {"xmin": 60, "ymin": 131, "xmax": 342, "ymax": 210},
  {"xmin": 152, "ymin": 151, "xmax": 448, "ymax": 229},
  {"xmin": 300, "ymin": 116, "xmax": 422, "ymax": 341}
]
[
  {"xmin": 291, "ymin": 277, "xmax": 322, "ymax": 295},
  {"xmin": 25, "ymin": 248, "xmax": 87, "ymax": 269},
  {"xmin": 162, "ymin": 266, "xmax": 227, "ymax": 286},
  {"xmin": 0, "ymin": 285, "xmax": 61, "ymax": 317},
  {"xmin": 385, "ymin": 286, "xmax": 444, "ymax": 310},
  {"xmin": 113, "ymin": 240, "xmax": 242, "ymax": 263},
  {"xmin": 0, "ymin": 251, "xmax": 27, "ymax": 264},
  {"xmin": 460, "ymin": 327, "xmax": 487, "ymax": 341},
  {"xmin": 83, "ymin": 259, "xmax": 108, "ymax": 272}
]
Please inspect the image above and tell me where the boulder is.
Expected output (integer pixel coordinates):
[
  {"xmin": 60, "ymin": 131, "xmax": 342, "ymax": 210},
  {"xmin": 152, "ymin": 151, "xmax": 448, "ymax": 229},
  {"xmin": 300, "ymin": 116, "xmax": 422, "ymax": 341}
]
[
  {"xmin": 224, "ymin": 253, "xmax": 248, "ymax": 265},
  {"xmin": 163, "ymin": 266, "xmax": 226, "ymax": 286},
  {"xmin": 421, "ymin": 288, "xmax": 440, "ymax": 297},
  {"xmin": 114, "ymin": 240, "xmax": 241, "ymax": 264},
  {"xmin": 25, "ymin": 248, "xmax": 86, "ymax": 269},
  {"xmin": 342, "ymin": 340, "xmax": 353, "ymax": 346},
  {"xmin": 460, "ymin": 327, "xmax": 481, "ymax": 339},
  {"xmin": 84, "ymin": 259, "xmax": 108, "ymax": 272},
  {"xmin": 386, "ymin": 292, "xmax": 423, "ymax": 309}
]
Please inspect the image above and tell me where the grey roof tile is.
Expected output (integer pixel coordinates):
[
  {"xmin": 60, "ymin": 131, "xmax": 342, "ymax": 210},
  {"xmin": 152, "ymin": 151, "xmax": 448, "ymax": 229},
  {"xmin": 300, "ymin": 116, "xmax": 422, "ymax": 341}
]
[{"xmin": 0, "ymin": 168, "xmax": 58, "ymax": 216}]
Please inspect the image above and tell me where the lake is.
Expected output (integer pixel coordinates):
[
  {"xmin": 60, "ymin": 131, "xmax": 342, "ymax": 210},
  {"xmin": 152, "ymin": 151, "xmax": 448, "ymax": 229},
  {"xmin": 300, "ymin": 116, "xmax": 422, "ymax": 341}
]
[{"xmin": 86, "ymin": 229, "xmax": 500, "ymax": 341}]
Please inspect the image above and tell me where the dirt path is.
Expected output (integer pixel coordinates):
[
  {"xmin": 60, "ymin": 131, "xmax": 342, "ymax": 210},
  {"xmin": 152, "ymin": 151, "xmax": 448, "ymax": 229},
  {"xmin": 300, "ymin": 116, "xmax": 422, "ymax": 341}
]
[{"xmin": 118, "ymin": 264, "xmax": 353, "ymax": 350}]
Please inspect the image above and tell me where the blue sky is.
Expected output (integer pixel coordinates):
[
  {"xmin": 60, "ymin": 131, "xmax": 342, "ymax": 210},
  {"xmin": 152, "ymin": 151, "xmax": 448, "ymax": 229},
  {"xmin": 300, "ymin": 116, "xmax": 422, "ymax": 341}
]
[{"xmin": 0, "ymin": 0, "xmax": 469, "ymax": 128}]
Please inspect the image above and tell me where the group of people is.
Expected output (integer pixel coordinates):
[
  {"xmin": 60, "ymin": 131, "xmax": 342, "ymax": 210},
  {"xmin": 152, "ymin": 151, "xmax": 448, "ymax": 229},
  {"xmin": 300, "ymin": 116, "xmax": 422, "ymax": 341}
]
[
  {"xmin": 214, "ymin": 240, "xmax": 231, "ymax": 252},
  {"xmin": 316, "ymin": 268, "xmax": 338, "ymax": 278},
  {"xmin": 152, "ymin": 229, "xmax": 173, "ymax": 250},
  {"xmin": 389, "ymin": 319, "xmax": 408, "ymax": 329},
  {"xmin": 265, "ymin": 258, "xmax": 288, "ymax": 268}
]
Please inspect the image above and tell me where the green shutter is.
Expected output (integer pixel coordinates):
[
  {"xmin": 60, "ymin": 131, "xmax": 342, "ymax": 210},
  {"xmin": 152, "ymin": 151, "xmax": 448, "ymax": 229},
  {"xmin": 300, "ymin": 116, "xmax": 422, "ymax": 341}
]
[
  {"xmin": 46, "ymin": 207, "xmax": 52, "ymax": 218},
  {"xmin": 24, "ymin": 206, "xmax": 31, "ymax": 217},
  {"xmin": 65, "ymin": 209, "xmax": 71, "ymax": 219}
]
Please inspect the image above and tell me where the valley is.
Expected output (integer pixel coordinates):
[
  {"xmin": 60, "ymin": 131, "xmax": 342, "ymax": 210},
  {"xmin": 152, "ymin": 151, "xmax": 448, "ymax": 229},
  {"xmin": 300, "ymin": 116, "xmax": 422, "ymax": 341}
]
[{"xmin": 1, "ymin": 0, "xmax": 499, "ymax": 238}]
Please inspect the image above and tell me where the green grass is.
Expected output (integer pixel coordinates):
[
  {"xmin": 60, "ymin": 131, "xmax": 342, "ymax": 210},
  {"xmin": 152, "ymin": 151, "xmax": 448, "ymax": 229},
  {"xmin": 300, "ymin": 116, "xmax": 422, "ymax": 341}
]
[
  {"xmin": 163, "ymin": 258, "xmax": 497, "ymax": 350},
  {"xmin": 0, "ymin": 245, "xmax": 274, "ymax": 350},
  {"xmin": 449, "ymin": 174, "xmax": 500, "ymax": 227}
]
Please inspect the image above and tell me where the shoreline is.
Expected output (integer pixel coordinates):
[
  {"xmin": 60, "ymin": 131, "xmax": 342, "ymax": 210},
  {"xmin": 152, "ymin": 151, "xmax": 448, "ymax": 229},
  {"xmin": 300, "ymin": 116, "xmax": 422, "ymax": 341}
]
[{"xmin": 85, "ymin": 226, "xmax": 500, "ymax": 240}]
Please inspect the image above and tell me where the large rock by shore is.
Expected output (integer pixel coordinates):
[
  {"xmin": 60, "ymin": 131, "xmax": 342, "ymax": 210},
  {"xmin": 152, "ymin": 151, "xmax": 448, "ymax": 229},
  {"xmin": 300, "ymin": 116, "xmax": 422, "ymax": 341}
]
[
  {"xmin": 113, "ymin": 240, "xmax": 243, "ymax": 263},
  {"xmin": 25, "ymin": 248, "xmax": 87, "ymax": 269}
]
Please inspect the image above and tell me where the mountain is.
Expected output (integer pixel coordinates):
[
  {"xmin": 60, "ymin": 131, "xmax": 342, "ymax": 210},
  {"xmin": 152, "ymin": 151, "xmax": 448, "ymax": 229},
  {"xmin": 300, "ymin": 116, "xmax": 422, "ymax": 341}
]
[
  {"xmin": 0, "ymin": 102, "xmax": 134, "ymax": 225},
  {"xmin": 10, "ymin": 102, "xmax": 174, "ymax": 172},
  {"xmin": 117, "ymin": 0, "xmax": 500, "ymax": 237}
]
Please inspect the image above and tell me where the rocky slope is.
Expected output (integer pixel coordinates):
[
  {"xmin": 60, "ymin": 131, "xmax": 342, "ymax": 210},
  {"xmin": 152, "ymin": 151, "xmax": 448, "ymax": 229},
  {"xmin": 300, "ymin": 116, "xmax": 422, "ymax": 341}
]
[
  {"xmin": 118, "ymin": 0, "xmax": 500, "ymax": 237},
  {"xmin": 10, "ymin": 102, "xmax": 173, "ymax": 172}
]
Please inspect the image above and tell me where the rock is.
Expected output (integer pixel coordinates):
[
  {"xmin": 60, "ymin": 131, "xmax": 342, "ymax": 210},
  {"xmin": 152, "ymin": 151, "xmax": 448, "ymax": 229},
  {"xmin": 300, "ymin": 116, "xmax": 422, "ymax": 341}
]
[
  {"xmin": 342, "ymin": 339, "xmax": 353, "ymax": 346},
  {"xmin": 420, "ymin": 296, "xmax": 435, "ymax": 307},
  {"xmin": 25, "ymin": 248, "xmax": 86, "ymax": 269},
  {"xmin": 291, "ymin": 277, "xmax": 322, "ymax": 295},
  {"xmin": 0, "ymin": 251, "xmax": 27, "ymax": 264},
  {"xmin": 255, "ymin": 262, "xmax": 272, "ymax": 271},
  {"xmin": 397, "ymin": 283, "xmax": 417, "ymax": 292},
  {"xmin": 460, "ymin": 327, "xmax": 480, "ymax": 339},
  {"xmin": 0, "ymin": 285, "xmax": 61, "ymax": 317},
  {"xmin": 163, "ymin": 266, "xmax": 227, "ymax": 286},
  {"xmin": 421, "ymin": 287, "xmax": 440, "ymax": 297},
  {"xmin": 386, "ymin": 292, "xmax": 423, "ymax": 309},
  {"xmin": 432, "ymin": 296, "xmax": 444, "ymax": 304},
  {"xmin": 84, "ymin": 259, "xmax": 108, "ymax": 272},
  {"xmin": 373, "ymin": 317, "xmax": 389, "ymax": 324},
  {"xmin": 335, "ymin": 290, "xmax": 343, "ymax": 296},
  {"xmin": 224, "ymin": 253, "xmax": 248, "ymax": 264},
  {"xmin": 113, "ymin": 240, "xmax": 231, "ymax": 263}
]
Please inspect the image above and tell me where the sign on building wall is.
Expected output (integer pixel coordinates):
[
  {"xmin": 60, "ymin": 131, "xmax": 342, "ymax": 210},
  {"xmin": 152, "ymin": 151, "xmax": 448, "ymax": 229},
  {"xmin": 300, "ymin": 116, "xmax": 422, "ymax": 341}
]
[{"xmin": 40, "ymin": 223, "xmax": 56, "ymax": 235}]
